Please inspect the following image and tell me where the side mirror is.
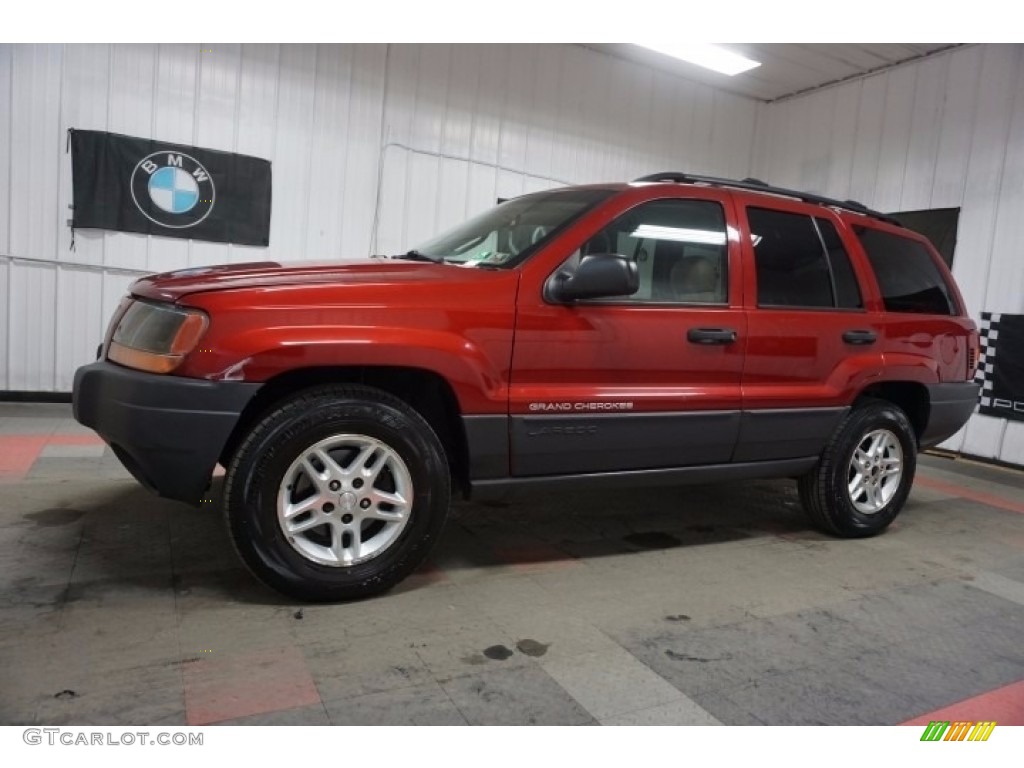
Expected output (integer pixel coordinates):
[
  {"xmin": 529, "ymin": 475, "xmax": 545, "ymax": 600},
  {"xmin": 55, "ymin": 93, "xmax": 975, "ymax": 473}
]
[{"xmin": 547, "ymin": 254, "xmax": 639, "ymax": 303}]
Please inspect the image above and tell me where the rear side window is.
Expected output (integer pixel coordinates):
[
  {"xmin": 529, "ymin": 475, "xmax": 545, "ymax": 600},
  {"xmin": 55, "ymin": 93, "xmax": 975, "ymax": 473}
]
[
  {"xmin": 854, "ymin": 227, "xmax": 957, "ymax": 315},
  {"xmin": 747, "ymin": 207, "xmax": 862, "ymax": 310}
]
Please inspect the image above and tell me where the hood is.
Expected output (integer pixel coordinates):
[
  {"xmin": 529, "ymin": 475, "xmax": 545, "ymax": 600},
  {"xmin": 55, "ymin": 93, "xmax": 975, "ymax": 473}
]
[{"xmin": 130, "ymin": 258, "xmax": 494, "ymax": 302}]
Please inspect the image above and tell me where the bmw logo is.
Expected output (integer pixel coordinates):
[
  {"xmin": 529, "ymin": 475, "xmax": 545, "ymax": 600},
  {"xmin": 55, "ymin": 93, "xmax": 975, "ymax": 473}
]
[{"xmin": 130, "ymin": 151, "xmax": 215, "ymax": 228}]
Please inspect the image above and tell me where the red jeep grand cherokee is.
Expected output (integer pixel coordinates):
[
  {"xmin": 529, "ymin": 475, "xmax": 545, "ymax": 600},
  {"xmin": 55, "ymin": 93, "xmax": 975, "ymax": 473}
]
[{"xmin": 73, "ymin": 173, "xmax": 981, "ymax": 601}]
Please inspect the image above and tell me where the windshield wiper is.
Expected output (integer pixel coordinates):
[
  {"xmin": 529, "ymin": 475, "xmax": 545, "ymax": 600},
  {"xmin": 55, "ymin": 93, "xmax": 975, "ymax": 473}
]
[{"xmin": 398, "ymin": 249, "xmax": 442, "ymax": 264}]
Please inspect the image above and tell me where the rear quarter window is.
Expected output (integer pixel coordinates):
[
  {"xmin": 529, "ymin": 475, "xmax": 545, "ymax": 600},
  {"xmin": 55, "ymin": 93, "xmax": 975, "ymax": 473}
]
[{"xmin": 854, "ymin": 227, "xmax": 958, "ymax": 315}]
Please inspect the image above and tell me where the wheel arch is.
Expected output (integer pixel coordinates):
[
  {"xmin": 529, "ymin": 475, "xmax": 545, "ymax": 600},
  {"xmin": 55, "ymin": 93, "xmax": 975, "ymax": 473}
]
[
  {"xmin": 854, "ymin": 380, "xmax": 930, "ymax": 444},
  {"xmin": 219, "ymin": 366, "xmax": 469, "ymax": 492}
]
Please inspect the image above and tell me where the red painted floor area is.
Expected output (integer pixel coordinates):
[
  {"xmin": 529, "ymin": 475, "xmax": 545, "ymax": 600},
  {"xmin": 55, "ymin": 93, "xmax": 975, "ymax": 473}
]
[
  {"xmin": 915, "ymin": 475, "xmax": 1024, "ymax": 515},
  {"xmin": 0, "ymin": 433, "xmax": 105, "ymax": 480},
  {"xmin": 0, "ymin": 436, "xmax": 50, "ymax": 479},
  {"xmin": 902, "ymin": 679, "xmax": 1024, "ymax": 726},
  {"xmin": 183, "ymin": 645, "xmax": 321, "ymax": 725}
]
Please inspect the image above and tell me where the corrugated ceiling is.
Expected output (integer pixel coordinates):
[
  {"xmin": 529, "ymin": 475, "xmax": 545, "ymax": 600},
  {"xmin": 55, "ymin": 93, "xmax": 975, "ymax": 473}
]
[{"xmin": 586, "ymin": 44, "xmax": 960, "ymax": 102}]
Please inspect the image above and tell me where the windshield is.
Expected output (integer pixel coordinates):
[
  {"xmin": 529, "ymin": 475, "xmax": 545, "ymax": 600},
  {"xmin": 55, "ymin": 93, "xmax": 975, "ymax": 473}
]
[{"xmin": 410, "ymin": 188, "xmax": 613, "ymax": 268}]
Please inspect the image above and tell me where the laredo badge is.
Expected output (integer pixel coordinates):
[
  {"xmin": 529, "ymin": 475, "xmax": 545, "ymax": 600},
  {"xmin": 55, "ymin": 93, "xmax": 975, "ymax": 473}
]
[{"xmin": 130, "ymin": 151, "xmax": 216, "ymax": 228}]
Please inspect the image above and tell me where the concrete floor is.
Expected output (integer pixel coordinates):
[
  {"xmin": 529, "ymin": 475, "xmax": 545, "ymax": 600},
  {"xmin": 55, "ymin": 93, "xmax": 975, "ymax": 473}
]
[{"xmin": 1, "ymin": 402, "xmax": 1023, "ymax": 726}]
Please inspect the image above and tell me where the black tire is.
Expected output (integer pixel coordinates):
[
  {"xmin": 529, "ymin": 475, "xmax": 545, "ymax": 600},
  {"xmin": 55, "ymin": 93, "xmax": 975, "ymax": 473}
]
[
  {"xmin": 223, "ymin": 384, "xmax": 450, "ymax": 602},
  {"xmin": 798, "ymin": 398, "xmax": 917, "ymax": 538}
]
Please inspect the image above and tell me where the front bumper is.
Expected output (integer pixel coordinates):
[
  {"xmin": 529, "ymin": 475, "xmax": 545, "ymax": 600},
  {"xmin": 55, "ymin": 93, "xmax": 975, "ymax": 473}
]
[
  {"xmin": 921, "ymin": 381, "xmax": 981, "ymax": 449},
  {"xmin": 73, "ymin": 361, "xmax": 261, "ymax": 504}
]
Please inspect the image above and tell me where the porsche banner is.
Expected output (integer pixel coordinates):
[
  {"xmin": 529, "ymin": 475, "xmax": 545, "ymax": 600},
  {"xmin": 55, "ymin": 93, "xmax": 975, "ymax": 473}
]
[
  {"xmin": 69, "ymin": 129, "xmax": 272, "ymax": 246},
  {"xmin": 976, "ymin": 312, "xmax": 1024, "ymax": 422}
]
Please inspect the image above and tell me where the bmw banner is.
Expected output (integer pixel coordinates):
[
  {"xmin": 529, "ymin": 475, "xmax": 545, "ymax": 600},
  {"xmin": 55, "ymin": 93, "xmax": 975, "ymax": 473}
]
[{"xmin": 69, "ymin": 128, "xmax": 272, "ymax": 246}]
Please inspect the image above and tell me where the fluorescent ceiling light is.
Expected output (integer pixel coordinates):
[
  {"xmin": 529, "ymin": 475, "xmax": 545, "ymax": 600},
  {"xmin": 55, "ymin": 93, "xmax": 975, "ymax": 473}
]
[
  {"xmin": 635, "ymin": 43, "xmax": 761, "ymax": 76},
  {"xmin": 632, "ymin": 225, "xmax": 726, "ymax": 245}
]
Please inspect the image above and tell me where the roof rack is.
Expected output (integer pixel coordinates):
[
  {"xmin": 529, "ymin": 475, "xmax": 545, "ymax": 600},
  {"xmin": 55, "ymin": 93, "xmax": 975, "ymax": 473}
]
[{"xmin": 633, "ymin": 172, "xmax": 901, "ymax": 226}]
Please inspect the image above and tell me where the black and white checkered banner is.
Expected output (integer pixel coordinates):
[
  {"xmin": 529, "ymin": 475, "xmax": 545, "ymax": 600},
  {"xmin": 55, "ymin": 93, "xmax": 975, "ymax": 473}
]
[{"xmin": 975, "ymin": 312, "xmax": 1024, "ymax": 422}]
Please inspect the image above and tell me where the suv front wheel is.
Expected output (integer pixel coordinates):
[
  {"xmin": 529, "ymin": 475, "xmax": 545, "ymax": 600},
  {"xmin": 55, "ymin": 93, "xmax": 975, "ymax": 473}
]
[
  {"xmin": 223, "ymin": 385, "xmax": 450, "ymax": 602},
  {"xmin": 798, "ymin": 399, "xmax": 917, "ymax": 538}
]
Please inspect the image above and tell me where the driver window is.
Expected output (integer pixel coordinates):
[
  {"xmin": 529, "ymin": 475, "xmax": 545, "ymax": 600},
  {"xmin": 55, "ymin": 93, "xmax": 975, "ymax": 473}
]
[{"xmin": 568, "ymin": 199, "xmax": 728, "ymax": 304}]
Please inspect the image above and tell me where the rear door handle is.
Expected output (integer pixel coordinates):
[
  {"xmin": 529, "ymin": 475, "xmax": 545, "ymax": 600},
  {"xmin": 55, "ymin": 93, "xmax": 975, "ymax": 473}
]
[
  {"xmin": 687, "ymin": 327, "xmax": 737, "ymax": 345},
  {"xmin": 843, "ymin": 330, "xmax": 877, "ymax": 345}
]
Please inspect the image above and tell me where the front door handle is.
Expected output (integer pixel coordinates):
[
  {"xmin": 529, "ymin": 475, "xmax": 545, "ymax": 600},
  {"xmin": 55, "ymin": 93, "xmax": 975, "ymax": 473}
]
[
  {"xmin": 687, "ymin": 327, "xmax": 737, "ymax": 345},
  {"xmin": 843, "ymin": 329, "xmax": 877, "ymax": 345}
]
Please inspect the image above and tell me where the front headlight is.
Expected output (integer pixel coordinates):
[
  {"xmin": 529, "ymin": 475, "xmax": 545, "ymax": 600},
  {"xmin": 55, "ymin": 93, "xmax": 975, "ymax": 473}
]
[{"xmin": 107, "ymin": 300, "xmax": 209, "ymax": 374}]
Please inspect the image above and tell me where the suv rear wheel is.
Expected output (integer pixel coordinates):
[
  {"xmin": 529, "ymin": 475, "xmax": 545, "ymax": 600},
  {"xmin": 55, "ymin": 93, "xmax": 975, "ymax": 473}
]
[
  {"xmin": 798, "ymin": 399, "xmax": 917, "ymax": 538},
  {"xmin": 223, "ymin": 385, "xmax": 450, "ymax": 602}
]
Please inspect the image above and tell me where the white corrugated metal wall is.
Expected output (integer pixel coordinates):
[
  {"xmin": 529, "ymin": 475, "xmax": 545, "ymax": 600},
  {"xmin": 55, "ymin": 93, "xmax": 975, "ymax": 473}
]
[
  {"xmin": 753, "ymin": 44, "xmax": 1024, "ymax": 465},
  {"xmin": 0, "ymin": 43, "xmax": 758, "ymax": 392}
]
